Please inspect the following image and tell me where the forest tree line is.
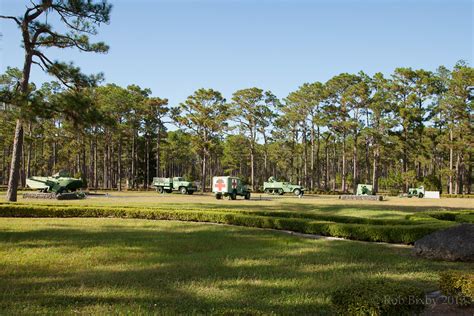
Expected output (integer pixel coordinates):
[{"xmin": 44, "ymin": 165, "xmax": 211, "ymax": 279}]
[{"xmin": 1, "ymin": 62, "xmax": 473, "ymax": 194}]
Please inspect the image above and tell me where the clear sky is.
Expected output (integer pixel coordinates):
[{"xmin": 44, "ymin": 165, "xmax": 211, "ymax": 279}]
[{"xmin": 1, "ymin": 0, "xmax": 472, "ymax": 106}]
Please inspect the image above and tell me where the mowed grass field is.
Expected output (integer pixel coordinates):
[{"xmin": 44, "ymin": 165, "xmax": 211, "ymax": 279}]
[
  {"xmin": 0, "ymin": 217, "xmax": 471, "ymax": 314},
  {"xmin": 0, "ymin": 192, "xmax": 472, "ymax": 313}
]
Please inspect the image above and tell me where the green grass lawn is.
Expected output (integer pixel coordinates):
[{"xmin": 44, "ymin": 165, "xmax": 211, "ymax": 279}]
[{"xmin": 0, "ymin": 218, "xmax": 471, "ymax": 314}]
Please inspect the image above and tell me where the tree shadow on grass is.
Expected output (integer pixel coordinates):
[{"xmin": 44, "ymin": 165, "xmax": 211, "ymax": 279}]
[{"xmin": 0, "ymin": 220, "xmax": 469, "ymax": 314}]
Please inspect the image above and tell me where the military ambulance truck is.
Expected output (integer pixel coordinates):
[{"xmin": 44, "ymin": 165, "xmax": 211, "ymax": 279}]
[
  {"xmin": 152, "ymin": 177, "xmax": 197, "ymax": 194},
  {"xmin": 212, "ymin": 176, "xmax": 251, "ymax": 200}
]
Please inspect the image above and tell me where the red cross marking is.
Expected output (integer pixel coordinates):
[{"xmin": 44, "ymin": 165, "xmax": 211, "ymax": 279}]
[
  {"xmin": 232, "ymin": 179, "xmax": 238, "ymax": 189},
  {"xmin": 215, "ymin": 179, "xmax": 226, "ymax": 191}
]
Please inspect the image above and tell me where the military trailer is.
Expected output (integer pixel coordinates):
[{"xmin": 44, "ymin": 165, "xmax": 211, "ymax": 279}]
[
  {"xmin": 263, "ymin": 176, "xmax": 304, "ymax": 196},
  {"xmin": 152, "ymin": 177, "xmax": 197, "ymax": 194},
  {"xmin": 356, "ymin": 184, "xmax": 373, "ymax": 195},
  {"xmin": 408, "ymin": 186, "xmax": 425, "ymax": 198},
  {"xmin": 25, "ymin": 171, "xmax": 85, "ymax": 199},
  {"xmin": 212, "ymin": 176, "xmax": 251, "ymax": 200}
]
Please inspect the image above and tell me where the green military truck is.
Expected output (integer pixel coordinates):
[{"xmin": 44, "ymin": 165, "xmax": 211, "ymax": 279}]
[
  {"xmin": 263, "ymin": 176, "xmax": 304, "ymax": 196},
  {"xmin": 212, "ymin": 176, "xmax": 251, "ymax": 200},
  {"xmin": 152, "ymin": 177, "xmax": 197, "ymax": 195}
]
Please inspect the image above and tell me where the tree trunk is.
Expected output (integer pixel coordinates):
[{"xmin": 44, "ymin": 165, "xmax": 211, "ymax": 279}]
[
  {"xmin": 372, "ymin": 146, "xmax": 379, "ymax": 193},
  {"xmin": 449, "ymin": 128, "xmax": 454, "ymax": 194},
  {"xmin": 6, "ymin": 120, "xmax": 24, "ymax": 202},
  {"xmin": 7, "ymin": 47, "xmax": 33, "ymax": 201},
  {"xmin": 316, "ymin": 126, "xmax": 321, "ymax": 189},
  {"xmin": 341, "ymin": 135, "xmax": 346, "ymax": 193},
  {"xmin": 250, "ymin": 144, "xmax": 255, "ymax": 191},
  {"xmin": 353, "ymin": 133, "xmax": 358, "ymax": 194},
  {"xmin": 117, "ymin": 136, "xmax": 122, "ymax": 191},
  {"xmin": 455, "ymin": 152, "xmax": 461, "ymax": 194},
  {"xmin": 146, "ymin": 135, "xmax": 150, "ymax": 190},
  {"xmin": 310, "ymin": 123, "xmax": 315, "ymax": 191},
  {"xmin": 156, "ymin": 126, "xmax": 161, "ymax": 177},
  {"xmin": 201, "ymin": 152, "xmax": 207, "ymax": 192}
]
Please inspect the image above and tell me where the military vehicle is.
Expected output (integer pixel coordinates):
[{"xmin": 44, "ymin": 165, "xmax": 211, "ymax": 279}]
[
  {"xmin": 25, "ymin": 171, "xmax": 85, "ymax": 199},
  {"xmin": 212, "ymin": 176, "xmax": 251, "ymax": 200},
  {"xmin": 152, "ymin": 177, "xmax": 197, "ymax": 194},
  {"xmin": 356, "ymin": 184, "xmax": 373, "ymax": 195},
  {"xmin": 340, "ymin": 183, "xmax": 382, "ymax": 201},
  {"xmin": 263, "ymin": 176, "xmax": 304, "ymax": 196},
  {"xmin": 408, "ymin": 186, "xmax": 425, "ymax": 198}
]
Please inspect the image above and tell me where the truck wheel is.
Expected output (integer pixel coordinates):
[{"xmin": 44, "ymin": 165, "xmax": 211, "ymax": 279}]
[
  {"xmin": 157, "ymin": 187, "xmax": 164, "ymax": 194},
  {"xmin": 278, "ymin": 188, "xmax": 284, "ymax": 195},
  {"xmin": 293, "ymin": 189, "xmax": 301, "ymax": 196},
  {"xmin": 216, "ymin": 193, "xmax": 222, "ymax": 200},
  {"xmin": 418, "ymin": 193, "xmax": 424, "ymax": 198},
  {"xmin": 244, "ymin": 192, "xmax": 251, "ymax": 200},
  {"xmin": 264, "ymin": 189, "xmax": 271, "ymax": 194},
  {"xmin": 180, "ymin": 187, "xmax": 188, "ymax": 194},
  {"xmin": 228, "ymin": 192, "xmax": 237, "ymax": 200}
]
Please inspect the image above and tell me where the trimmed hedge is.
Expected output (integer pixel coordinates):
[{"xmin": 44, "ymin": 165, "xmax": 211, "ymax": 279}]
[
  {"xmin": 406, "ymin": 210, "xmax": 474, "ymax": 224},
  {"xmin": 330, "ymin": 278, "xmax": 426, "ymax": 315},
  {"xmin": 439, "ymin": 271, "xmax": 474, "ymax": 307},
  {"xmin": 0, "ymin": 204, "xmax": 454, "ymax": 244},
  {"xmin": 440, "ymin": 194, "xmax": 474, "ymax": 199}
]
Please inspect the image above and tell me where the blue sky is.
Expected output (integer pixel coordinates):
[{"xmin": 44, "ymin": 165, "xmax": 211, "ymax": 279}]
[{"xmin": 0, "ymin": 0, "xmax": 472, "ymax": 106}]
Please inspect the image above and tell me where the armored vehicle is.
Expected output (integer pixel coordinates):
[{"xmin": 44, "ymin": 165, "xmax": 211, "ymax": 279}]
[
  {"xmin": 408, "ymin": 186, "xmax": 425, "ymax": 198},
  {"xmin": 25, "ymin": 171, "xmax": 84, "ymax": 199},
  {"xmin": 263, "ymin": 176, "xmax": 304, "ymax": 196},
  {"xmin": 152, "ymin": 177, "xmax": 197, "ymax": 194},
  {"xmin": 356, "ymin": 184, "xmax": 373, "ymax": 195},
  {"xmin": 212, "ymin": 176, "xmax": 251, "ymax": 200}
]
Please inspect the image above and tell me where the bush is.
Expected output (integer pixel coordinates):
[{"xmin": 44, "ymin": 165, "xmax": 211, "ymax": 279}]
[
  {"xmin": 330, "ymin": 278, "xmax": 426, "ymax": 315},
  {"xmin": 0, "ymin": 204, "xmax": 454, "ymax": 244},
  {"xmin": 439, "ymin": 271, "xmax": 473, "ymax": 307},
  {"xmin": 440, "ymin": 194, "xmax": 474, "ymax": 199},
  {"xmin": 406, "ymin": 210, "xmax": 474, "ymax": 224}
]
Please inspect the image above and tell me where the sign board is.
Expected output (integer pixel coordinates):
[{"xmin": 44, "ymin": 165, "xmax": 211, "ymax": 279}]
[{"xmin": 424, "ymin": 191, "xmax": 440, "ymax": 199}]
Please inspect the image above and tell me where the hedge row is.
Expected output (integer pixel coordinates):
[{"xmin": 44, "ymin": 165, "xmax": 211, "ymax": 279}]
[
  {"xmin": 440, "ymin": 194, "xmax": 474, "ymax": 199},
  {"xmin": 0, "ymin": 204, "xmax": 454, "ymax": 244},
  {"xmin": 407, "ymin": 210, "xmax": 474, "ymax": 224},
  {"xmin": 330, "ymin": 278, "xmax": 426, "ymax": 315},
  {"xmin": 239, "ymin": 210, "xmax": 432, "ymax": 226}
]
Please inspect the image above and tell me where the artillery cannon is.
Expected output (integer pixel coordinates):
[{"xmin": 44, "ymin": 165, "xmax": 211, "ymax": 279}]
[
  {"xmin": 24, "ymin": 171, "xmax": 85, "ymax": 200},
  {"xmin": 263, "ymin": 176, "xmax": 304, "ymax": 196},
  {"xmin": 340, "ymin": 183, "xmax": 383, "ymax": 201},
  {"xmin": 356, "ymin": 184, "xmax": 373, "ymax": 196}
]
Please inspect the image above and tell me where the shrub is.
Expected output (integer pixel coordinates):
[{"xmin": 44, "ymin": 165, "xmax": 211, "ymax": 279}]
[
  {"xmin": 455, "ymin": 214, "xmax": 474, "ymax": 224},
  {"xmin": 330, "ymin": 278, "xmax": 426, "ymax": 315},
  {"xmin": 0, "ymin": 204, "xmax": 453, "ymax": 244},
  {"xmin": 440, "ymin": 194, "xmax": 474, "ymax": 199},
  {"xmin": 439, "ymin": 271, "xmax": 473, "ymax": 307}
]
